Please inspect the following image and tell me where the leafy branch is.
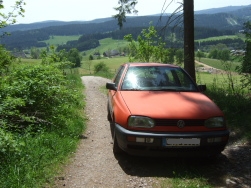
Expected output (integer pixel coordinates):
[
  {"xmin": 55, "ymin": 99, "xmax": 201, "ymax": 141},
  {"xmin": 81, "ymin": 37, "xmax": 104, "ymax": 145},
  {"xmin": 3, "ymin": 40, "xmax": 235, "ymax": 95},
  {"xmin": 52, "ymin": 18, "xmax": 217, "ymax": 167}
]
[{"xmin": 0, "ymin": 0, "xmax": 25, "ymax": 37}]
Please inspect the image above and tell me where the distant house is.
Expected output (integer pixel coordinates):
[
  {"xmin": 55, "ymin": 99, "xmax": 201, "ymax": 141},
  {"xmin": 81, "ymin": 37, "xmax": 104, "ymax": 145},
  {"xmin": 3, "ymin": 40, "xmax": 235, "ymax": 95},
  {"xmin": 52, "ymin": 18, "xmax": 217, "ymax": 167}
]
[
  {"xmin": 230, "ymin": 49, "xmax": 246, "ymax": 56},
  {"xmin": 103, "ymin": 50, "xmax": 120, "ymax": 57}
]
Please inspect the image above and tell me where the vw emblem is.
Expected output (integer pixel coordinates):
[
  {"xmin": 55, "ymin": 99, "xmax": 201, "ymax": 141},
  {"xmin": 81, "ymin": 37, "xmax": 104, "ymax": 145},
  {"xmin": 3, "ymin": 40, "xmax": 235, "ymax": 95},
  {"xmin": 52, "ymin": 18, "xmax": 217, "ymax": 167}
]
[{"xmin": 177, "ymin": 120, "xmax": 185, "ymax": 128}]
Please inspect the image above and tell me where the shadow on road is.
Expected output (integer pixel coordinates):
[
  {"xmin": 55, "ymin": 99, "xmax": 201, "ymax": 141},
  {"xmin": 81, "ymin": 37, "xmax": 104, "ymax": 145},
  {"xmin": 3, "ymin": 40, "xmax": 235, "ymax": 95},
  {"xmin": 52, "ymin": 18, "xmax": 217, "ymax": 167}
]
[{"xmin": 114, "ymin": 145, "xmax": 251, "ymax": 187}]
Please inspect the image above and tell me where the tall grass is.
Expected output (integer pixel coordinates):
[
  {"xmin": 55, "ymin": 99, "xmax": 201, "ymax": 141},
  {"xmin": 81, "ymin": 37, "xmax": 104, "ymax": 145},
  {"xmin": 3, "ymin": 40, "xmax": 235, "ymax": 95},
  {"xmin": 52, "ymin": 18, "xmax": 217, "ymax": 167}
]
[
  {"xmin": 205, "ymin": 80, "xmax": 251, "ymax": 141},
  {"xmin": 196, "ymin": 68, "xmax": 251, "ymax": 141}
]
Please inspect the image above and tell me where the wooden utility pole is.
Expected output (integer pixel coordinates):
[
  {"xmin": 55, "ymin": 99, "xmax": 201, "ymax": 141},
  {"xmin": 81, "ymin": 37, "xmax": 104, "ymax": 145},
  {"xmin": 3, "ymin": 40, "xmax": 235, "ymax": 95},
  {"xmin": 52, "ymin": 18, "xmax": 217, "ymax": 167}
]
[{"xmin": 183, "ymin": 0, "xmax": 196, "ymax": 82}]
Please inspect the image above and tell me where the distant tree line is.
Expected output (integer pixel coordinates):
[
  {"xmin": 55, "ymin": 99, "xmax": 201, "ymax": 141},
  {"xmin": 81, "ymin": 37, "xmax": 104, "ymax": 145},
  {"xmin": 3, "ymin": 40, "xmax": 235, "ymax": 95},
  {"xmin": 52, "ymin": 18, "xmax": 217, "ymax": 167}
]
[
  {"xmin": 1, "ymin": 24, "xmax": 244, "ymax": 52},
  {"xmin": 0, "ymin": 12, "xmax": 246, "ymax": 51},
  {"xmin": 57, "ymin": 26, "xmax": 240, "ymax": 52},
  {"xmin": 195, "ymin": 38, "xmax": 245, "ymax": 51}
]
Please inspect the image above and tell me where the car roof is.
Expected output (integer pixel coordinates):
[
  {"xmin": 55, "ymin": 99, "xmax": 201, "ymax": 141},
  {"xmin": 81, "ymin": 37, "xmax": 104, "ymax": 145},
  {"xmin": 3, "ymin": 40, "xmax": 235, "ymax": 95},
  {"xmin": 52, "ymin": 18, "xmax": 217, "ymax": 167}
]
[{"xmin": 124, "ymin": 62, "xmax": 180, "ymax": 68}]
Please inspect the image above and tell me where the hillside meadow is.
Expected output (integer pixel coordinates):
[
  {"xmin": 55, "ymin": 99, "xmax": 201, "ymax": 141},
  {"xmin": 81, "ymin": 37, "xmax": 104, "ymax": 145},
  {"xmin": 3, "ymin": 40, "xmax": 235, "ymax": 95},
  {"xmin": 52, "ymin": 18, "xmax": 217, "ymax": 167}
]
[
  {"xmin": 195, "ymin": 34, "xmax": 245, "ymax": 42},
  {"xmin": 43, "ymin": 35, "xmax": 82, "ymax": 46}
]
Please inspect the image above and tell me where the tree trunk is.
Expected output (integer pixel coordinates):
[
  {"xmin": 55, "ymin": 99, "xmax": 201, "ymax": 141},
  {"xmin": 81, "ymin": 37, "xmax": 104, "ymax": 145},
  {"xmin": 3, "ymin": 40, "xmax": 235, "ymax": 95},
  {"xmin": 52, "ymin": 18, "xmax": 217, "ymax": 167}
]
[{"xmin": 183, "ymin": 0, "xmax": 196, "ymax": 82}]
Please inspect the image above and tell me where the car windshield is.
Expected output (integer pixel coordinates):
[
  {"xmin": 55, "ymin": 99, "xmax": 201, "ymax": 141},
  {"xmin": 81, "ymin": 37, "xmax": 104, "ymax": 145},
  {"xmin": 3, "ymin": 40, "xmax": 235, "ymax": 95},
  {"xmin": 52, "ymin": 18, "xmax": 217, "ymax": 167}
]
[{"xmin": 121, "ymin": 66, "xmax": 198, "ymax": 92}]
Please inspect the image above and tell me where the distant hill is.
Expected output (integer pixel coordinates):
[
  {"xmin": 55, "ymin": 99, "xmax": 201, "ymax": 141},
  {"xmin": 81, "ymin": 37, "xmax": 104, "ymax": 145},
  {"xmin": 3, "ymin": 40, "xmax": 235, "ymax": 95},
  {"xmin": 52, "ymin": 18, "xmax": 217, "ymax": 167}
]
[
  {"xmin": 1, "ymin": 19, "xmax": 115, "ymax": 33},
  {"xmin": 195, "ymin": 4, "xmax": 251, "ymax": 15},
  {"xmin": 0, "ymin": 5, "xmax": 250, "ymax": 50},
  {"xmin": 2, "ymin": 4, "xmax": 250, "ymax": 33}
]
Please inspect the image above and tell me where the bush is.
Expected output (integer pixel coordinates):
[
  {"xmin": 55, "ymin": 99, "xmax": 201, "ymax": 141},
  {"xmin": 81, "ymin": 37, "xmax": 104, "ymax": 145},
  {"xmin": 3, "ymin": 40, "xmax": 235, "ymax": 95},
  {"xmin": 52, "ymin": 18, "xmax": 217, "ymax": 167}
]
[
  {"xmin": 0, "ymin": 64, "xmax": 83, "ymax": 154},
  {"xmin": 0, "ymin": 65, "xmax": 85, "ymax": 187},
  {"xmin": 94, "ymin": 62, "xmax": 109, "ymax": 73}
]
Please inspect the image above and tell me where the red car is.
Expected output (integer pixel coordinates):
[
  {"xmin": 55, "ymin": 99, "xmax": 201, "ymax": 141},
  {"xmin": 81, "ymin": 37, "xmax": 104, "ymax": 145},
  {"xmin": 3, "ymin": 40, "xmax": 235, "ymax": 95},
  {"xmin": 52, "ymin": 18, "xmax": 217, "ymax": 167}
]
[{"xmin": 106, "ymin": 63, "xmax": 229, "ymax": 157}]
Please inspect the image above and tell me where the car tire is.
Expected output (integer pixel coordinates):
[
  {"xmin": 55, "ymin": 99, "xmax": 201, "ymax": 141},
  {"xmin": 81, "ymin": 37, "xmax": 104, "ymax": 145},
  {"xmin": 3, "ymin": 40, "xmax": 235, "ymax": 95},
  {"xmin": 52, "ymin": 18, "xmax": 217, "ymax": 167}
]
[
  {"xmin": 109, "ymin": 121, "xmax": 115, "ymax": 139},
  {"xmin": 113, "ymin": 134, "xmax": 123, "ymax": 154},
  {"xmin": 107, "ymin": 103, "xmax": 112, "ymax": 121}
]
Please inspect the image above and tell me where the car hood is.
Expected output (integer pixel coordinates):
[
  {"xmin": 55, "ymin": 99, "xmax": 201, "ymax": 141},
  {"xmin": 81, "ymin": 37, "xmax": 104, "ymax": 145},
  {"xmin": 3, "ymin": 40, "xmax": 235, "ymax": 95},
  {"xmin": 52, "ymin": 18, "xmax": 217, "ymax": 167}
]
[{"xmin": 120, "ymin": 91, "xmax": 223, "ymax": 119}]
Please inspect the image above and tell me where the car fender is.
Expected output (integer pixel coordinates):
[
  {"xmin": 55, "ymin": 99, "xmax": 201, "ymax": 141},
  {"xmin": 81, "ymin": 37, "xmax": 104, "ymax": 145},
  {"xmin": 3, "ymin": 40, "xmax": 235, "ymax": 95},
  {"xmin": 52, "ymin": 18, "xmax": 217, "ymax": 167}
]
[{"xmin": 112, "ymin": 91, "xmax": 131, "ymax": 127}]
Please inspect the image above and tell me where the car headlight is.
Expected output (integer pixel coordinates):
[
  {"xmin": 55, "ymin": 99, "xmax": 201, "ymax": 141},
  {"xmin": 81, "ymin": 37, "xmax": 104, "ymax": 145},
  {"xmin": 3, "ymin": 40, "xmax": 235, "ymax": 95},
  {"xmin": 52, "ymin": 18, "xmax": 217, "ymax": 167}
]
[
  {"xmin": 128, "ymin": 116, "xmax": 155, "ymax": 128},
  {"xmin": 205, "ymin": 117, "xmax": 225, "ymax": 128}
]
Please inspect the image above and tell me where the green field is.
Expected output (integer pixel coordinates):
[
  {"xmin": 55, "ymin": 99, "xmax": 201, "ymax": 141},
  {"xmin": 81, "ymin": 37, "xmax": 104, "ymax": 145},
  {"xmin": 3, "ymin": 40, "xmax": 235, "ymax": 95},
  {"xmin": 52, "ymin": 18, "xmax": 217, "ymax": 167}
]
[
  {"xmin": 196, "ymin": 57, "xmax": 240, "ymax": 72},
  {"xmin": 25, "ymin": 36, "xmax": 244, "ymax": 87},
  {"xmin": 43, "ymin": 35, "xmax": 81, "ymax": 46},
  {"xmin": 82, "ymin": 38, "xmax": 129, "ymax": 60},
  {"xmin": 195, "ymin": 34, "xmax": 245, "ymax": 42}
]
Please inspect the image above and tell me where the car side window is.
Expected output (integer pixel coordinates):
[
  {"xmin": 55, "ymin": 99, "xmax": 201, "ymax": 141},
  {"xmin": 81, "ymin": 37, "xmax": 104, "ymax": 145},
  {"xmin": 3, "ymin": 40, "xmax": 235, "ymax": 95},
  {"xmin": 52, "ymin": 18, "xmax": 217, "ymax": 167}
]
[
  {"xmin": 114, "ymin": 66, "xmax": 125, "ymax": 87},
  {"xmin": 174, "ymin": 69, "xmax": 197, "ymax": 90}
]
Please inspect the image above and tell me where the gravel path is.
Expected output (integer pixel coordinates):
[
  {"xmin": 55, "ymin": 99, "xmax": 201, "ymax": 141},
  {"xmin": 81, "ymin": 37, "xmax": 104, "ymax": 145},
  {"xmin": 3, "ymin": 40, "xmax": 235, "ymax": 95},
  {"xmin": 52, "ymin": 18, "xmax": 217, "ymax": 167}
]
[
  {"xmin": 55, "ymin": 76, "xmax": 156, "ymax": 188},
  {"xmin": 55, "ymin": 76, "xmax": 251, "ymax": 188}
]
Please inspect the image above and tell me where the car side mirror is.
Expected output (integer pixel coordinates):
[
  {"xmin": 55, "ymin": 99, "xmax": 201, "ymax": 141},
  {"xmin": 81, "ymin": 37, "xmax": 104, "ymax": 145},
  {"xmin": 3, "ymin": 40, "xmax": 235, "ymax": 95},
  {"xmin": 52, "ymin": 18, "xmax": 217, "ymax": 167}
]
[
  {"xmin": 198, "ymin": 84, "xmax": 206, "ymax": 92},
  {"xmin": 106, "ymin": 82, "xmax": 117, "ymax": 91}
]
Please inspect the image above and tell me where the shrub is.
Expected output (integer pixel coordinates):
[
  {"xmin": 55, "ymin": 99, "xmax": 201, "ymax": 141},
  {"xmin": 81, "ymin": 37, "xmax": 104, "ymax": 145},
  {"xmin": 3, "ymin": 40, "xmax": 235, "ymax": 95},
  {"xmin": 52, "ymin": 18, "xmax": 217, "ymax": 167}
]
[
  {"xmin": 94, "ymin": 62, "xmax": 109, "ymax": 73},
  {"xmin": 1, "ymin": 64, "xmax": 82, "ymax": 131},
  {"xmin": 0, "ymin": 63, "xmax": 84, "ymax": 158}
]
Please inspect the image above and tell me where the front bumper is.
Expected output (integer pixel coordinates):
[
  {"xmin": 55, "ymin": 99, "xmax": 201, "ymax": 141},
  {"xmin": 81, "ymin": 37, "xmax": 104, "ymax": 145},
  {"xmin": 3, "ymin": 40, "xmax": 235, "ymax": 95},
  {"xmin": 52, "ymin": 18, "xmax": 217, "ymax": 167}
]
[{"xmin": 115, "ymin": 123, "xmax": 230, "ymax": 157}]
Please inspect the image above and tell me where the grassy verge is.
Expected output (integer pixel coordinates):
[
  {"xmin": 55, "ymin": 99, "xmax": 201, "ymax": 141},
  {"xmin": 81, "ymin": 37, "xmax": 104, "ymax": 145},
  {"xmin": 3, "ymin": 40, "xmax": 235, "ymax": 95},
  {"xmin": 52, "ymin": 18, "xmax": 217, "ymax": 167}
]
[{"xmin": 0, "ymin": 73, "xmax": 86, "ymax": 188}]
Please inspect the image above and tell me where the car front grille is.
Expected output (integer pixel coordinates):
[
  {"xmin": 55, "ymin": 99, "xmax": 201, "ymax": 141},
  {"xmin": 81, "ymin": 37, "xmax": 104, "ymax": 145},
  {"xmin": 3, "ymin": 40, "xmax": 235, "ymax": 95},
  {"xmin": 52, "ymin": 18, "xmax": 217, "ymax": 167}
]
[{"xmin": 154, "ymin": 119, "xmax": 205, "ymax": 126}]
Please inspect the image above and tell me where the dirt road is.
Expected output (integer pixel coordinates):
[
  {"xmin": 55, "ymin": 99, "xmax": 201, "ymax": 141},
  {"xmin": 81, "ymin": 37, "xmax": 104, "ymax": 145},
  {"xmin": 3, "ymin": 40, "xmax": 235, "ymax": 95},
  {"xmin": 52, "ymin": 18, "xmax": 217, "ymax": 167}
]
[
  {"xmin": 55, "ymin": 76, "xmax": 251, "ymax": 188},
  {"xmin": 55, "ymin": 76, "xmax": 156, "ymax": 188}
]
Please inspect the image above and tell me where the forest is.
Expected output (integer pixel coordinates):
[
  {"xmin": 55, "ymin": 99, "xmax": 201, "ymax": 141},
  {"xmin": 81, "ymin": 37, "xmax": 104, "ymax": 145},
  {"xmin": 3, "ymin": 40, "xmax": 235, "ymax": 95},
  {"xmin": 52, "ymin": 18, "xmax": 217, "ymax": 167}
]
[{"xmin": 0, "ymin": 5, "xmax": 250, "ymax": 51}]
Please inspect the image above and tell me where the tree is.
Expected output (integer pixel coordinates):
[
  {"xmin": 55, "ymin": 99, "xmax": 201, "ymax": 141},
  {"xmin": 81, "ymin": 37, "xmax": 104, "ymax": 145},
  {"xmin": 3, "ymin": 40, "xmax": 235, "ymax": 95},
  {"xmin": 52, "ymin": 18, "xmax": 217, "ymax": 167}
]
[
  {"xmin": 208, "ymin": 49, "xmax": 218, "ymax": 59},
  {"xmin": 124, "ymin": 24, "xmax": 170, "ymax": 63},
  {"xmin": 0, "ymin": 0, "xmax": 25, "ymax": 75},
  {"xmin": 218, "ymin": 49, "xmax": 230, "ymax": 62},
  {"xmin": 241, "ymin": 21, "xmax": 251, "ymax": 73},
  {"xmin": 0, "ymin": 45, "xmax": 14, "ymax": 75},
  {"xmin": 89, "ymin": 54, "xmax": 94, "ymax": 60},
  {"xmin": 30, "ymin": 47, "xmax": 40, "ymax": 59},
  {"xmin": 183, "ymin": 0, "xmax": 195, "ymax": 81},
  {"xmin": 238, "ymin": 21, "xmax": 251, "ymax": 91},
  {"xmin": 114, "ymin": 0, "xmax": 196, "ymax": 81},
  {"xmin": 196, "ymin": 50, "xmax": 204, "ymax": 62},
  {"xmin": 67, "ymin": 48, "xmax": 82, "ymax": 68},
  {"xmin": 176, "ymin": 49, "xmax": 184, "ymax": 65},
  {"xmin": 113, "ymin": 0, "xmax": 138, "ymax": 28}
]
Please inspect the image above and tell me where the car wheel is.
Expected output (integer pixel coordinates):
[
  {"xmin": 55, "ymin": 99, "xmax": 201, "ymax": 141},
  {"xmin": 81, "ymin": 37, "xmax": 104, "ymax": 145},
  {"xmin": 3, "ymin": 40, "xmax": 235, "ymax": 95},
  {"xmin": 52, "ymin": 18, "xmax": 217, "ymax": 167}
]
[
  {"xmin": 107, "ymin": 103, "xmax": 112, "ymax": 121},
  {"xmin": 109, "ymin": 121, "xmax": 115, "ymax": 139},
  {"xmin": 113, "ymin": 134, "xmax": 123, "ymax": 154}
]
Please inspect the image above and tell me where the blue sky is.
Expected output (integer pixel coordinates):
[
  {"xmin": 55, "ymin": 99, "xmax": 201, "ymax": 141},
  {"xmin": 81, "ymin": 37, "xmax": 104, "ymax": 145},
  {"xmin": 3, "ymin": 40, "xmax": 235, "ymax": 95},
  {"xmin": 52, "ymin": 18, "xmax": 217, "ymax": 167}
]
[{"xmin": 3, "ymin": 0, "xmax": 251, "ymax": 24}]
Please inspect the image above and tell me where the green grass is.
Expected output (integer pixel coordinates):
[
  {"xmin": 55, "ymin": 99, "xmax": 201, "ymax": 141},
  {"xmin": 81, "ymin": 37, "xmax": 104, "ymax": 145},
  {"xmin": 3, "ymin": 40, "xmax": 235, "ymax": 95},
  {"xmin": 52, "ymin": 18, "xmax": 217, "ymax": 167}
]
[
  {"xmin": 99, "ymin": 38, "xmax": 128, "ymax": 52},
  {"xmin": 43, "ymin": 35, "xmax": 81, "ymax": 46},
  {"xmin": 82, "ymin": 38, "xmax": 129, "ymax": 60},
  {"xmin": 160, "ymin": 171, "xmax": 212, "ymax": 188},
  {"xmin": 80, "ymin": 56, "xmax": 128, "ymax": 76},
  {"xmin": 196, "ymin": 71, "xmax": 242, "ymax": 85},
  {"xmin": 195, "ymin": 34, "xmax": 245, "ymax": 42},
  {"xmin": 196, "ymin": 57, "xmax": 240, "ymax": 72}
]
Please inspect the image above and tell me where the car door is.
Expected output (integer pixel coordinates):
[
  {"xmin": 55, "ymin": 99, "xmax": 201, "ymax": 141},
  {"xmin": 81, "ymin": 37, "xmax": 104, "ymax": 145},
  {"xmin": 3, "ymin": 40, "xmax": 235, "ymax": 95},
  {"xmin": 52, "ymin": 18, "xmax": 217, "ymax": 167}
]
[{"xmin": 107, "ymin": 65, "xmax": 125, "ymax": 121}]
